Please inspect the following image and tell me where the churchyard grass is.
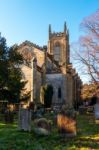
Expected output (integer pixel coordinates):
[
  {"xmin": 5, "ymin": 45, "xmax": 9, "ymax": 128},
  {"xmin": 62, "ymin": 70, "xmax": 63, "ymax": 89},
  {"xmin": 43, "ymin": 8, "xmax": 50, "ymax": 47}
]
[{"xmin": 0, "ymin": 114, "xmax": 99, "ymax": 150}]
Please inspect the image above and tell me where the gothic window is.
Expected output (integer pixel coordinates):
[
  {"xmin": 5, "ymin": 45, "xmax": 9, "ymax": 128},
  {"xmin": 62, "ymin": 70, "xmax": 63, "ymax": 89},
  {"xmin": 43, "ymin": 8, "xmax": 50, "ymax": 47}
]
[
  {"xmin": 54, "ymin": 42, "xmax": 61, "ymax": 61},
  {"xmin": 58, "ymin": 87, "xmax": 61, "ymax": 99}
]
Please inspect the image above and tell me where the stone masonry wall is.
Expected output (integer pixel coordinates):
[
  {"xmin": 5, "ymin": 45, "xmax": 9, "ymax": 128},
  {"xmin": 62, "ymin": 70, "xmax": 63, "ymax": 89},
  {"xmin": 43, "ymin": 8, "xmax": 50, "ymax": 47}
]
[
  {"xmin": 21, "ymin": 65, "xmax": 32, "ymax": 93},
  {"xmin": 46, "ymin": 74, "xmax": 64, "ymax": 106}
]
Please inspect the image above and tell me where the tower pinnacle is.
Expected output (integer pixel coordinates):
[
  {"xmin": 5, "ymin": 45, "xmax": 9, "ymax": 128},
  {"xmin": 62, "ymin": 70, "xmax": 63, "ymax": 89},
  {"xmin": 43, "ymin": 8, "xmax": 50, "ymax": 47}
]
[
  {"xmin": 49, "ymin": 24, "xmax": 51, "ymax": 38},
  {"xmin": 64, "ymin": 21, "xmax": 67, "ymax": 33}
]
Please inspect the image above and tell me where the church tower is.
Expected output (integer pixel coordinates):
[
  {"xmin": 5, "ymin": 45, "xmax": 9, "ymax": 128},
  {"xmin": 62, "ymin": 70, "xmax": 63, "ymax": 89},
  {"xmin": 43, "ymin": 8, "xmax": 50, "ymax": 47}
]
[{"xmin": 48, "ymin": 22, "xmax": 70, "ymax": 73}]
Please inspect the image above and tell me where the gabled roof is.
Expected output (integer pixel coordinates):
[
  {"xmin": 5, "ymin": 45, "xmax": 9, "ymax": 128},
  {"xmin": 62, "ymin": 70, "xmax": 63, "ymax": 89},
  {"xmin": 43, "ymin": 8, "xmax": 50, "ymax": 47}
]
[{"xmin": 18, "ymin": 40, "xmax": 43, "ymax": 51}]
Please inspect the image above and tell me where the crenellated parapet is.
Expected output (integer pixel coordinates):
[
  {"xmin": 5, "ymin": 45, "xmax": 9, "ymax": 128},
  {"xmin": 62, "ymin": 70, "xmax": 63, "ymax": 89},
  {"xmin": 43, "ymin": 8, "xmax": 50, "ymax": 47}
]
[
  {"xmin": 49, "ymin": 21, "xmax": 69, "ymax": 39},
  {"xmin": 49, "ymin": 32, "xmax": 66, "ymax": 38}
]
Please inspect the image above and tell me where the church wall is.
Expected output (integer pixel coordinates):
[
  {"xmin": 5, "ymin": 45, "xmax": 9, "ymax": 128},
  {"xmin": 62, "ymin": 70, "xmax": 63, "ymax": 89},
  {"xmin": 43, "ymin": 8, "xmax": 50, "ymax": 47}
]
[
  {"xmin": 46, "ymin": 74, "xmax": 65, "ymax": 106},
  {"xmin": 36, "ymin": 71, "xmax": 42, "ymax": 103},
  {"xmin": 34, "ymin": 48, "xmax": 45, "ymax": 67},
  {"xmin": 21, "ymin": 65, "xmax": 32, "ymax": 93},
  {"xmin": 18, "ymin": 45, "xmax": 45, "ymax": 67},
  {"xmin": 18, "ymin": 24, "xmax": 82, "ymax": 109},
  {"xmin": 20, "ymin": 64, "xmax": 42, "ymax": 103},
  {"xmin": 66, "ymin": 74, "xmax": 74, "ymax": 107},
  {"xmin": 48, "ymin": 36, "xmax": 66, "ymax": 54},
  {"xmin": 48, "ymin": 36, "xmax": 67, "ymax": 66}
]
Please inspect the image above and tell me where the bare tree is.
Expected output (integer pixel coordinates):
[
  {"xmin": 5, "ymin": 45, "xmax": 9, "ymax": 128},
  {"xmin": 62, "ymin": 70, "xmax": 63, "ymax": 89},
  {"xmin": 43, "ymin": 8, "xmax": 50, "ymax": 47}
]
[{"xmin": 72, "ymin": 10, "xmax": 99, "ymax": 86}]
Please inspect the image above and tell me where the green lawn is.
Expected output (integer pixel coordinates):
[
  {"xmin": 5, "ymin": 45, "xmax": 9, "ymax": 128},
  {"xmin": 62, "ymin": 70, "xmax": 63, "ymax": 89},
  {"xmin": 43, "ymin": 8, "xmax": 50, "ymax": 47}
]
[{"xmin": 0, "ymin": 114, "xmax": 99, "ymax": 150}]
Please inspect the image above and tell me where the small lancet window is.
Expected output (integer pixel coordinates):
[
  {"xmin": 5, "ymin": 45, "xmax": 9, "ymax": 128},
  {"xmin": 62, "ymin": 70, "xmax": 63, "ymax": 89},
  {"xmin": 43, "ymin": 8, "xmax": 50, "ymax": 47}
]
[{"xmin": 58, "ymin": 87, "xmax": 61, "ymax": 99}]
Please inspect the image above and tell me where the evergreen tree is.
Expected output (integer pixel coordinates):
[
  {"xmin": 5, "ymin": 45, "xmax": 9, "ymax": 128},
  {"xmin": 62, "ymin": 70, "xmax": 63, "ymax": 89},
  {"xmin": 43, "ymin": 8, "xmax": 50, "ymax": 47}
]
[{"xmin": 0, "ymin": 34, "xmax": 26, "ymax": 103}]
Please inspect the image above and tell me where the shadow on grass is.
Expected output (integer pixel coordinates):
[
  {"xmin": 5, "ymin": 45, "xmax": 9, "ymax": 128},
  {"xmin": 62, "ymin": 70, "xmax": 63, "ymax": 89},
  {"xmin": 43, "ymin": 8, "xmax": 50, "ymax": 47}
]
[{"xmin": 0, "ymin": 114, "xmax": 99, "ymax": 150}]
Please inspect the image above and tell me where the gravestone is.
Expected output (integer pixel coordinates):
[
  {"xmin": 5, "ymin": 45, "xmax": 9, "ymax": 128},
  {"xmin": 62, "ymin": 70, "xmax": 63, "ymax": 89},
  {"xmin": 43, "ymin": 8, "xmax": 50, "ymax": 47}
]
[
  {"xmin": 57, "ymin": 114, "xmax": 76, "ymax": 137},
  {"xmin": 18, "ymin": 108, "xmax": 32, "ymax": 131},
  {"xmin": 4, "ymin": 110, "xmax": 14, "ymax": 123},
  {"xmin": 94, "ymin": 100, "xmax": 99, "ymax": 124},
  {"xmin": 57, "ymin": 105, "xmax": 76, "ymax": 137},
  {"xmin": 33, "ymin": 118, "xmax": 51, "ymax": 135}
]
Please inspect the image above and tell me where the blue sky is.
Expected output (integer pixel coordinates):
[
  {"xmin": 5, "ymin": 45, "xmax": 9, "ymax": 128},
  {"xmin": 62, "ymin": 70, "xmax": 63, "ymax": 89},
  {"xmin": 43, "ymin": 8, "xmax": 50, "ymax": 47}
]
[
  {"xmin": 0, "ymin": 0, "xmax": 99, "ymax": 83},
  {"xmin": 0, "ymin": 0, "xmax": 98, "ymax": 46}
]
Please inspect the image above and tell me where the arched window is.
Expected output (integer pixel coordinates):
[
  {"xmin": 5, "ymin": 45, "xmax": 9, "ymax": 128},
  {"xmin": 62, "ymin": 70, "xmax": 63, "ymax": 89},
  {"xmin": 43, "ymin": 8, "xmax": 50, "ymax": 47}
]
[
  {"xmin": 58, "ymin": 87, "xmax": 61, "ymax": 99},
  {"xmin": 54, "ymin": 42, "xmax": 60, "ymax": 61}
]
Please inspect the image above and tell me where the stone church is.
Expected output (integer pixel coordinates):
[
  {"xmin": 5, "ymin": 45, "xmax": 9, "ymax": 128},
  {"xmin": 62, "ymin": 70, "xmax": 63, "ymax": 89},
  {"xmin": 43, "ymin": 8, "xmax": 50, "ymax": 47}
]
[{"xmin": 18, "ymin": 22, "xmax": 82, "ymax": 109}]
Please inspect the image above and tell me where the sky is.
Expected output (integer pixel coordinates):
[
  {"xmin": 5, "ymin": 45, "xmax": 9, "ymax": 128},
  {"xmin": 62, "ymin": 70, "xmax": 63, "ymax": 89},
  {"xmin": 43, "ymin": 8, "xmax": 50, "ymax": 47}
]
[{"xmin": 0, "ymin": 0, "xmax": 99, "ymax": 83}]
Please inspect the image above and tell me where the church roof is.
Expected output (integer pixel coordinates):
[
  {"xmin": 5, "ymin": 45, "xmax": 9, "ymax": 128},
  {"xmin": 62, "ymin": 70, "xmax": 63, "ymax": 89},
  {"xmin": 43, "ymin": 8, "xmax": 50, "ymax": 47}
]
[
  {"xmin": 18, "ymin": 40, "xmax": 43, "ymax": 51},
  {"xmin": 46, "ymin": 53, "xmax": 61, "ymax": 73},
  {"xmin": 47, "ymin": 53, "xmax": 61, "ymax": 68}
]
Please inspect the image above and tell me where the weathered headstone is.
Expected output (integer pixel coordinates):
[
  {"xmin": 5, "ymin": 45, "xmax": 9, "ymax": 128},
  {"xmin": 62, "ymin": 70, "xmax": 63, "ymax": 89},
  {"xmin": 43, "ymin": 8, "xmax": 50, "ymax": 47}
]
[
  {"xmin": 94, "ymin": 100, "xmax": 99, "ymax": 124},
  {"xmin": 57, "ymin": 114, "xmax": 76, "ymax": 137},
  {"xmin": 18, "ymin": 108, "xmax": 32, "ymax": 131},
  {"xmin": 57, "ymin": 105, "xmax": 76, "ymax": 137},
  {"xmin": 33, "ymin": 118, "xmax": 51, "ymax": 135}
]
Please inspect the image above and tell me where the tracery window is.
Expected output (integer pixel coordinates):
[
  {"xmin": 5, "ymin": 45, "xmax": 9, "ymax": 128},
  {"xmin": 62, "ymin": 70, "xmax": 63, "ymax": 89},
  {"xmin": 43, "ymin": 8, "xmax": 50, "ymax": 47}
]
[{"xmin": 54, "ymin": 42, "xmax": 60, "ymax": 61}]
